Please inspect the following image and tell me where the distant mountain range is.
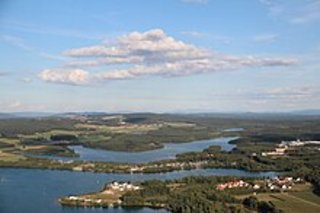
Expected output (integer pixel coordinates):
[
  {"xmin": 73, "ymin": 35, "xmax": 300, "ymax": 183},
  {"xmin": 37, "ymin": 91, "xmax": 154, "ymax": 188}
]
[
  {"xmin": 0, "ymin": 112, "xmax": 111, "ymax": 119},
  {"xmin": 289, "ymin": 109, "xmax": 320, "ymax": 115},
  {"xmin": 0, "ymin": 112, "xmax": 55, "ymax": 119},
  {"xmin": 0, "ymin": 110, "xmax": 320, "ymax": 119}
]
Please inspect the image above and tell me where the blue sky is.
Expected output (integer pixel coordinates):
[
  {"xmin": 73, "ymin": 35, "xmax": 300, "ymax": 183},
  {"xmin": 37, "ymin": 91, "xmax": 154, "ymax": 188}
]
[{"xmin": 0, "ymin": 0, "xmax": 319, "ymax": 112}]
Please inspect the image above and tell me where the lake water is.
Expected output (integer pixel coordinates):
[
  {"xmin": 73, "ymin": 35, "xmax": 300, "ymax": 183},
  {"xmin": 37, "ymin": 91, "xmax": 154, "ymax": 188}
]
[
  {"xmin": 44, "ymin": 137, "xmax": 238, "ymax": 163},
  {"xmin": 223, "ymin": 128, "xmax": 244, "ymax": 132},
  {"xmin": 0, "ymin": 168, "xmax": 277, "ymax": 213},
  {"xmin": 1, "ymin": 136, "xmax": 278, "ymax": 213}
]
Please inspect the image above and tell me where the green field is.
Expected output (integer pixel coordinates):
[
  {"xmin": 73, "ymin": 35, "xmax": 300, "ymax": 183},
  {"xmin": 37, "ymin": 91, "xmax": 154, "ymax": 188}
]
[{"xmin": 256, "ymin": 186, "xmax": 320, "ymax": 213}]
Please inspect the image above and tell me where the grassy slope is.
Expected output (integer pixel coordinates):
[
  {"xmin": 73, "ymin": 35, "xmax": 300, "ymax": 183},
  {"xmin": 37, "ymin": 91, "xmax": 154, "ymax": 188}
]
[{"xmin": 256, "ymin": 185, "xmax": 320, "ymax": 213}]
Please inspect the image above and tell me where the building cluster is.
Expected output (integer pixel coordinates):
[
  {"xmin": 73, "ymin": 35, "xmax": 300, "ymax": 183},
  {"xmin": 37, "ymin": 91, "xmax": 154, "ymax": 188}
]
[
  {"xmin": 216, "ymin": 180, "xmax": 251, "ymax": 191},
  {"xmin": 281, "ymin": 139, "xmax": 320, "ymax": 147},
  {"xmin": 62, "ymin": 181, "xmax": 141, "ymax": 207},
  {"xmin": 261, "ymin": 146, "xmax": 287, "ymax": 156},
  {"xmin": 262, "ymin": 139, "xmax": 320, "ymax": 156},
  {"xmin": 216, "ymin": 176, "xmax": 303, "ymax": 192},
  {"xmin": 105, "ymin": 181, "xmax": 141, "ymax": 192},
  {"xmin": 72, "ymin": 163, "xmax": 95, "ymax": 172},
  {"xmin": 66, "ymin": 196, "xmax": 105, "ymax": 204},
  {"xmin": 266, "ymin": 176, "xmax": 303, "ymax": 191}
]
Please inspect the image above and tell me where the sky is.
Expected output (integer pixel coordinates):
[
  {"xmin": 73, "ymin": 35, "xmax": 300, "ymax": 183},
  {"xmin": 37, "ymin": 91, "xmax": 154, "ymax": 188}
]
[{"xmin": 0, "ymin": 0, "xmax": 320, "ymax": 113}]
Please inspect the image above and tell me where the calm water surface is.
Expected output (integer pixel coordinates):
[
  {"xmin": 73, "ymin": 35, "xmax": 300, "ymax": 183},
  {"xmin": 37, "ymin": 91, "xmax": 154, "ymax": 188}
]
[
  {"xmin": 46, "ymin": 137, "xmax": 237, "ymax": 163},
  {"xmin": 1, "ymin": 136, "xmax": 278, "ymax": 213},
  {"xmin": 0, "ymin": 168, "xmax": 277, "ymax": 213},
  {"xmin": 223, "ymin": 128, "xmax": 244, "ymax": 132}
]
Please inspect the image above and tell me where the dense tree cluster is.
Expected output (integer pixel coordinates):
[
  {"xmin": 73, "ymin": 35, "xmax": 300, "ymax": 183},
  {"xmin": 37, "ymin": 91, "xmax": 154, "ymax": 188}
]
[
  {"xmin": 50, "ymin": 134, "xmax": 78, "ymax": 141},
  {"xmin": 243, "ymin": 196, "xmax": 282, "ymax": 213},
  {"xmin": 0, "ymin": 118, "xmax": 76, "ymax": 137},
  {"xmin": 122, "ymin": 177, "xmax": 252, "ymax": 213}
]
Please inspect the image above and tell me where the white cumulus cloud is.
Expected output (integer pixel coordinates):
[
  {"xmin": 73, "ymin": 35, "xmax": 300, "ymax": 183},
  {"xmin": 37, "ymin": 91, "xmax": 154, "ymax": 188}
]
[
  {"xmin": 39, "ymin": 29, "xmax": 296, "ymax": 85},
  {"xmin": 39, "ymin": 69, "xmax": 89, "ymax": 85}
]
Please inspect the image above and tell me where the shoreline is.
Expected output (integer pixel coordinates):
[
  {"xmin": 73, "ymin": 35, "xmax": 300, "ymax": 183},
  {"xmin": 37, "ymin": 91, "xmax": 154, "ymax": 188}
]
[
  {"xmin": 0, "ymin": 135, "xmax": 286, "ymax": 175},
  {"xmin": 0, "ymin": 136, "xmax": 248, "ymax": 174},
  {"xmin": 0, "ymin": 154, "xmax": 283, "ymax": 175},
  {"xmin": 57, "ymin": 175, "xmax": 307, "ymax": 212}
]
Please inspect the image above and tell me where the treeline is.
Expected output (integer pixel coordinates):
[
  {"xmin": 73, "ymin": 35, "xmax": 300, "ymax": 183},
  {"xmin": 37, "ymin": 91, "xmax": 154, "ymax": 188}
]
[
  {"xmin": 50, "ymin": 134, "xmax": 78, "ymax": 141},
  {"xmin": 308, "ymin": 170, "xmax": 320, "ymax": 196},
  {"xmin": 293, "ymin": 166, "xmax": 320, "ymax": 196},
  {"xmin": 0, "ymin": 141, "xmax": 14, "ymax": 148},
  {"xmin": 0, "ymin": 118, "xmax": 76, "ymax": 137},
  {"xmin": 83, "ymin": 126, "xmax": 211, "ymax": 152},
  {"xmin": 246, "ymin": 133, "xmax": 320, "ymax": 144},
  {"xmin": 243, "ymin": 196, "xmax": 282, "ymax": 213},
  {"xmin": 175, "ymin": 144, "xmax": 295, "ymax": 172}
]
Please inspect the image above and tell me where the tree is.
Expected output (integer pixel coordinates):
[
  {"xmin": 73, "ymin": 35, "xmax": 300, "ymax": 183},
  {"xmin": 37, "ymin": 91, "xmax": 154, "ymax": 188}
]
[{"xmin": 243, "ymin": 196, "xmax": 258, "ymax": 210}]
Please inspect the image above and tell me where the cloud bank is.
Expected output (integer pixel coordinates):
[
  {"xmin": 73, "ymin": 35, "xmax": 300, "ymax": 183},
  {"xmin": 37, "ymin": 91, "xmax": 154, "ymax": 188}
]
[{"xmin": 39, "ymin": 29, "xmax": 296, "ymax": 85}]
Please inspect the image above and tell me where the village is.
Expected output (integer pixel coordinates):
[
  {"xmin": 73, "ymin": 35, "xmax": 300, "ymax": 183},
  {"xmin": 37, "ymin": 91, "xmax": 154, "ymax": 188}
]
[
  {"xmin": 216, "ymin": 176, "xmax": 304, "ymax": 192},
  {"xmin": 261, "ymin": 139, "xmax": 320, "ymax": 156},
  {"xmin": 105, "ymin": 181, "xmax": 141, "ymax": 192},
  {"xmin": 59, "ymin": 175, "xmax": 307, "ymax": 209},
  {"xmin": 59, "ymin": 181, "xmax": 141, "ymax": 207}
]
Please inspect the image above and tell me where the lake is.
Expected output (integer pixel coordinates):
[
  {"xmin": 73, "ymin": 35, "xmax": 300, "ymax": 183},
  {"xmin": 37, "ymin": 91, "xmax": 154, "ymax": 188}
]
[
  {"xmin": 223, "ymin": 128, "xmax": 244, "ymax": 132},
  {"xmin": 0, "ymin": 168, "xmax": 277, "ymax": 213},
  {"xmin": 1, "ymin": 136, "xmax": 278, "ymax": 213},
  {"xmin": 43, "ymin": 137, "xmax": 238, "ymax": 163}
]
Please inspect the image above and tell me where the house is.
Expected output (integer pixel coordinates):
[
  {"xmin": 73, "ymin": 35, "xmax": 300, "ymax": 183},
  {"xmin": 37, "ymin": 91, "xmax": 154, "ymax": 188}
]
[
  {"xmin": 262, "ymin": 146, "xmax": 286, "ymax": 156},
  {"xmin": 216, "ymin": 180, "xmax": 250, "ymax": 191},
  {"xmin": 72, "ymin": 166, "xmax": 83, "ymax": 171},
  {"xmin": 107, "ymin": 181, "xmax": 141, "ymax": 192},
  {"xmin": 253, "ymin": 184, "xmax": 260, "ymax": 190},
  {"xmin": 266, "ymin": 176, "xmax": 299, "ymax": 191}
]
